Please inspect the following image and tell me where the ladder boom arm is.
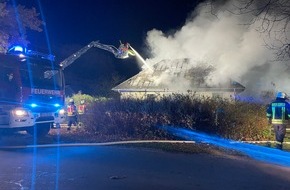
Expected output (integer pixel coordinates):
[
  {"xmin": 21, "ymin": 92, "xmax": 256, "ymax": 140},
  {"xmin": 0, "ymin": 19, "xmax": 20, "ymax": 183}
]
[{"xmin": 60, "ymin": 41, "xmax": 134, "ymax": 70}]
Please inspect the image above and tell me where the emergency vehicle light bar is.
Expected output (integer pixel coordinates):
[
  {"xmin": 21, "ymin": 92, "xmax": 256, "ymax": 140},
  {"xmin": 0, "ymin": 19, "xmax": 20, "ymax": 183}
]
[
  {"xmin": 9, "ymin": 45, "xmax": 26, "ymax": 53},
  {"xmin": 7, "ymin": 45, "xmax": 55, "ymax": 61}
]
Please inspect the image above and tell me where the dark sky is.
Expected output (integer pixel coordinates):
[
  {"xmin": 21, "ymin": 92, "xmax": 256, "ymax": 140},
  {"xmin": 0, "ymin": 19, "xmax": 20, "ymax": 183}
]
[{"xmin": 21, "ymin": 0, "xmax": 201, "ymax": 95}]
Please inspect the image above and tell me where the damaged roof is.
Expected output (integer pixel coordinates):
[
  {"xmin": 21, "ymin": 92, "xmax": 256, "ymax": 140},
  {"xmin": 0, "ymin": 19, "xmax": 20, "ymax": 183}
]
[{"xmin": 112, "ymin": 59, "xmax": 245, "ymax": 93}]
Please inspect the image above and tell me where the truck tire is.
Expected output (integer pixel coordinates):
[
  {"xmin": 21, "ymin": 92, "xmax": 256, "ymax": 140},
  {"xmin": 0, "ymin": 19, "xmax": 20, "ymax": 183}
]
[{"xmin": 26, "ymin": 123, "xmax": 51, "ymax": 137}]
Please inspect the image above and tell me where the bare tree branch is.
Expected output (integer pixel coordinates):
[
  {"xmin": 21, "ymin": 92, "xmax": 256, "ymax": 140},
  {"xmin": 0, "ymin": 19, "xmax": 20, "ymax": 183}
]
[
  {"xmin": 224, "ymin": 0, "xmax": 290, "ymax": 61},
  {"xmin": 0, "ymin": 1, "xmax": 43, "ymax": 53}
]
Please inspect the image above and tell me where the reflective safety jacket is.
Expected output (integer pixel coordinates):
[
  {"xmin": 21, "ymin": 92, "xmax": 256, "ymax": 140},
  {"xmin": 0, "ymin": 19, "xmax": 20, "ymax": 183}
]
[
  {"xmin": 77, "ymin": 104, "xmax": 86, "ymax": 115},
  {"xmin": 266, "ymin": 98, "xmax": 290, "ymax": 124},
  {"xmin": 67, "ymin": 104, "xmax": 77, "ymax": 116}
]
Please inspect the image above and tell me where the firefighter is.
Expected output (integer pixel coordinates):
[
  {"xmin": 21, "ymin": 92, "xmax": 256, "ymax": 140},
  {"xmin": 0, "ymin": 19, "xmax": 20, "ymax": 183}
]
[
  {"xmin": 118, "ymin": 42, "xmax": 134, "ymax": 58},
  {"xmin": 67, "ymin": 98, "xmax": 77, "ymax": 131},
  {"xmin": 266, "ymin": 92, "xmax": 290, "ymax": 149},
  {"xmin": 77, "ymin": 99, "xmax": 86, "ymax": 127}
]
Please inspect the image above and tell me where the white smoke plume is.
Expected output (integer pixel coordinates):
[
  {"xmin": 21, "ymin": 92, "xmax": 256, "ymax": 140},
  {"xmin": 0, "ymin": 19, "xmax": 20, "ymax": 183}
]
[{"xmin": 144, "ymin": 0, "xmax": 290, "ymax": 98}]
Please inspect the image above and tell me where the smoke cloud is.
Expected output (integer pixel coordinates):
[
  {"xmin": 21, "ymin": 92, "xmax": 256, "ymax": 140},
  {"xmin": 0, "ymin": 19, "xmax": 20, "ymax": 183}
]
[{"xmin": 144, "ymin": 0, "xmax": 290, "ymax": 98}]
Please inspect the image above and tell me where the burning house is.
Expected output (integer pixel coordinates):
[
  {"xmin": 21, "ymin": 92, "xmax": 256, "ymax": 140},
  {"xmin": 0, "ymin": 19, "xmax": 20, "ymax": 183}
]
[{"xmin": 112, "ymin": 59, "xmax": 245, "ymax": 100}]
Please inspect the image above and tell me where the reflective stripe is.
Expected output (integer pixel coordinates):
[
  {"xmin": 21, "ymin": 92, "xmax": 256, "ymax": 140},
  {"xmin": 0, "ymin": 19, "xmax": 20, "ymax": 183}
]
[
  {"xmin": 78, "ymin": 105, "xmax": 85, "ymax": 114},
  {"xmin": 272, "ymin": 103, "xmax": 286, "ymax": 107},
  {"xmin": 270, "ymin": 102, "xmax": 287, "ymax": 123},
  {"xmin": 272, "ymin": 119, "xmax": 288, "ymax": 124},
  {"xmin": 67, "ymin": 105, "xmax": 76, "ymax": 116}
]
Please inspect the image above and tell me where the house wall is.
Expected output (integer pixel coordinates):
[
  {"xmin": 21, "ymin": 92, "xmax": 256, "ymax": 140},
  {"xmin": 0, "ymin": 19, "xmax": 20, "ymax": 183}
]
[{"xmin": 119, "ymin": 91, "xmax": 237, "ymax": 101}]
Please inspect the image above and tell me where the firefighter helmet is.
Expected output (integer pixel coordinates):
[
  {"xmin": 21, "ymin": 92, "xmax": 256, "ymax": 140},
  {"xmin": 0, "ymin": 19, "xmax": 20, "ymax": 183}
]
[{"xmin": 276, "ymin": 92, "xmax": 287, "ymax": 99}]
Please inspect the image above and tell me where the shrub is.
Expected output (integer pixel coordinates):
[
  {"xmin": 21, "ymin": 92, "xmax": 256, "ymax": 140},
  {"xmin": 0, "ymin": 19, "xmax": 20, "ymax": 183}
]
[
  {"xmin": 216, "ymin": 101, "xmax": 270, "ymax": 140},
  {"xmin": 81, "ymin": 95, "xmax": 271, "ymax": 142}
]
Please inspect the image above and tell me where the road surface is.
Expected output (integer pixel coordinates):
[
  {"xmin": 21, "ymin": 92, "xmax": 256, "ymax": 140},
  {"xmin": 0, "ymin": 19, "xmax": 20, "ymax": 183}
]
[{"xmin": 1, "ymin": 144, "xmax": 290, "ymax": 190}]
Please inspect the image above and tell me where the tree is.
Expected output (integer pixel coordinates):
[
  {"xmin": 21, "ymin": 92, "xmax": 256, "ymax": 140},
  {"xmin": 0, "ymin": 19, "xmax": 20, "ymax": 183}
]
[
  {"xmin": 206, "ymin": 0, "xmax": 290, "ymax": 61},
  {"xmin": 0, "ymin": 1, "xmax": 43, "ymax": 53},
  {"xmin": 236, "ymin": 0, "xmax": 290, "ymax": 61}
]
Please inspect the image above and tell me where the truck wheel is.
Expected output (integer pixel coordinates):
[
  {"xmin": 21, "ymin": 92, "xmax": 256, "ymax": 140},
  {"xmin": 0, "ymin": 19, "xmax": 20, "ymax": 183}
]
[{"xmin": 26, "ymin": 123, "xmax": 51, "ymax": 137}]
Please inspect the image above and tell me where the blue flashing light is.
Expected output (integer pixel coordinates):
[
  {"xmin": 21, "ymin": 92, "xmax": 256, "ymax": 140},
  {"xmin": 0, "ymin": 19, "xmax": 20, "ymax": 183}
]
[
  {"xmin": 54, "ymin": 103, "xmax": 61, "ymax": 107},
  {"xmin": 7, "ymin": 45, "xmax": 55, "ymax": 62},
  {"xmin": 14, "ymin": 46, "xmax": 25, "ymax": 52},
  {"xmin": 30, "ymin": 103, "xmax": 38, "ymax": 108},
  {"xmin": 8, "ymin": 45, "xmax": 26, "ymax": 53}
]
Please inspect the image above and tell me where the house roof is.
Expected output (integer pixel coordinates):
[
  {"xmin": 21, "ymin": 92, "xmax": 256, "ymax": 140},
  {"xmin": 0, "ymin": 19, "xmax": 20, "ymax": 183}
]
[{"xmin": 112, "ymin": 59, "xmax": 245, "ymax": 93}]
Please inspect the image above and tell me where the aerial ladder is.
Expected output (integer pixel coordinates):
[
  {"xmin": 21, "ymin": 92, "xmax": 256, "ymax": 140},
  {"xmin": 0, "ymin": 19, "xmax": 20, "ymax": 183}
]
[{"xmin": 60, "ymin": 41, "xmax": 135, "ymax": 70}]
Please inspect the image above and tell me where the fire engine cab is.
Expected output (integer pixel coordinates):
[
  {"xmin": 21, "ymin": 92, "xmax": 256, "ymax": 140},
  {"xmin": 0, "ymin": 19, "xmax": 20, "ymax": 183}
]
[{"xmin": 0, "ymin": 45, "xmax": 65, "ymax": 137}]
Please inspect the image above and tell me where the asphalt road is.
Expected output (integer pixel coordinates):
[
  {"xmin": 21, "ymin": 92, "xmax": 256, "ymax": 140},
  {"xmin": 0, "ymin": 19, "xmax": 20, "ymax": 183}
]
[{"xmin": 1, "ymin": 144, "xmax": 290, "ymax": 190}]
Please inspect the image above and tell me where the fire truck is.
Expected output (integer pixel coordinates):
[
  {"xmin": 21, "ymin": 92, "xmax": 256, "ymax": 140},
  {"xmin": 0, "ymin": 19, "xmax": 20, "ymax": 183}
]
[
  {"xmin": 0, "ymin": 45, "xmax": 65, "ymax": 137},
  {"xmin": 0, "ymin": 41, "xmax": 135, "ymax": 137}
]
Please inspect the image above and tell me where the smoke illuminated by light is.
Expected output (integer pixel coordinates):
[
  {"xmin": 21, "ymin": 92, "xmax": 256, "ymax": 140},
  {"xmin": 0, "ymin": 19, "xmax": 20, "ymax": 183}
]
[
  {"xmin": 161, "ymin": 126, "xmax": 290, "ymax": 167},
  {"xmin": 144, "ymin": 1, "xmax": 290, "ymax": 98}
]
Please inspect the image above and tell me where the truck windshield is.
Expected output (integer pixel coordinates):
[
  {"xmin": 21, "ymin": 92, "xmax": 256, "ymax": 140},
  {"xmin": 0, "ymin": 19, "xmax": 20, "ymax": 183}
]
[
  {"xmin": 20, "ymin": 65, "xmax": 63, "ymax": 90},
  {"xmin": 0, "ymin": 54, "xmax": 63, "ymax": 90}
]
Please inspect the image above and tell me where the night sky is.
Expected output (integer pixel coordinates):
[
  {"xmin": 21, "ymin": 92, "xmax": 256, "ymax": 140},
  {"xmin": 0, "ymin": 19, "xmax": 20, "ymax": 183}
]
[{"xmin": 21, "ymin": 0, "xmax": 201, "ymax": 95}]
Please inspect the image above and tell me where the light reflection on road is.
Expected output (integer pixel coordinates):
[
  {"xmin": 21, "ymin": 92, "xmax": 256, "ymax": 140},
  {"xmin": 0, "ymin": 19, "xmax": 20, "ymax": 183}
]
[{"xmin": 161, "ymin": 126, "xmax": 290, "ymax": 167}]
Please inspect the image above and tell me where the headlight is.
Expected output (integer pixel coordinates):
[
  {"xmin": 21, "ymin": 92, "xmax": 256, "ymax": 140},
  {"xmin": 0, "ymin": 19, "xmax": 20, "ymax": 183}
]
[
  {"xmin": 58, "ymin": 109, "xmax": 65, "ymax": 115},
  {"xmin": 12, "ymin": 109, "xmax": 29, "ymax": 117}
]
